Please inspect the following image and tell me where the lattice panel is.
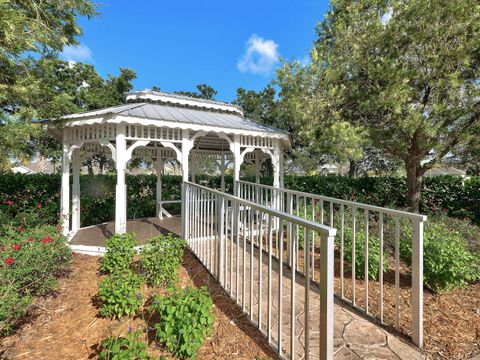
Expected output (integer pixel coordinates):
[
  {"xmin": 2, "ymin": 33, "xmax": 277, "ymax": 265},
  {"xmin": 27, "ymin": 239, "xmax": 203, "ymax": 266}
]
[
  {"xmin": 65, "ymin": 125, "xmax": 117, "ymax": 142},
  {"xmin": 126, "ymin": 125, "xmax": 182, "ymax": 142},
  {"xmin": 240, "ymin": 135, "xmax": 273, "ymax": 149}
]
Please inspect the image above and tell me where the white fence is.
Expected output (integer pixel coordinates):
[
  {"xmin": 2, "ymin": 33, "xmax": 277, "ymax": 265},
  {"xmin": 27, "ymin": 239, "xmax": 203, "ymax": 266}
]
[
  {"xmin": 182, "ymin": 181, "xmax": 337, "ymax": 360},
  {"xmin": 236, "ymin": 180, "xmax": 426, "ymax": 348}
]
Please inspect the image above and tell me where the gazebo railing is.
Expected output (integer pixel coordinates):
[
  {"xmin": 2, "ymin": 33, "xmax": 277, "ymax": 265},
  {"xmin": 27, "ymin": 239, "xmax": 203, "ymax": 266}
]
[
  {"xmin": 182, "ymin": 181, "xmax": 337, "ymax": 360},
  {"xmin": 236, "ymin": 180, "xmax": 426, "ymax": 348}
]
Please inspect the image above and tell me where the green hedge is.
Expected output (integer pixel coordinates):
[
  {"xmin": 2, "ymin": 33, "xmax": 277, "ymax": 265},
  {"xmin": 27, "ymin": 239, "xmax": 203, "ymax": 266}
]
[{"xmin": 1, "ymin": 173, "xmax": 479, "ymax": 227}]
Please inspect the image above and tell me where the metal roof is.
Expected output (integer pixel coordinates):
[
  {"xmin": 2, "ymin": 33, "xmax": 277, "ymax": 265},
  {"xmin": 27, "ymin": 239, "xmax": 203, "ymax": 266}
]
[{"xmin": 57, "ymin": 102, "xmax": 288, "ymax": 137}]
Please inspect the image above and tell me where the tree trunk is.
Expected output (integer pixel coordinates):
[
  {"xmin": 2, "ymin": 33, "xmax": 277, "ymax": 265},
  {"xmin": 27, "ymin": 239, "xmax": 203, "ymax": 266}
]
[
  {"xmin": 348, "ymin": 160, "xmax": 357, "ymax": 178},
  {"xmin": 405, "ymin": 158, "xmax": 424, "ymax": 213}
]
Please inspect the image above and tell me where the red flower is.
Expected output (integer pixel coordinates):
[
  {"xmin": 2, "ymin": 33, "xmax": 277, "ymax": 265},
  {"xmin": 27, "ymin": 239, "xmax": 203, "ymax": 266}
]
[
  {"xmin": 4, "ymin": 258, "xmax": 14, "ymax": 265},
  {"xmin": 37, "ymin": 203, "xmax": 43, "ymax": 209},
  {"xmin": 12, "ymin": 244, "xmax": 21, "ymax": 251},
  {"xmin": 17, "ymin": 227, "xmax": 25, "ymax": 232},
  {"xmin": 27, "ymin": 237, "xmax": 34, "ymax": 242},
  {"xmin": 57, "ymin": 225, "xmax": 62, "ymax": 232},
  {"xmin": 4, "ymin": 200, "xmax": 13, "ymax": 206},
  {"xmin": 41, "ymin": 235, "xmax": 53, "ymax": 244}
]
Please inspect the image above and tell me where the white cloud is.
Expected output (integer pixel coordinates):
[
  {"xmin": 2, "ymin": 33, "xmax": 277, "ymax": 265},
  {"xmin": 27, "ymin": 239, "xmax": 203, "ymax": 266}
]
[
  {"xmin": 237, "ymin": 34, "xmax": 280, "ymax": 75},
  {"xmin": 61, "ymin": 44, "xmax": 93, "ymax": 62}
]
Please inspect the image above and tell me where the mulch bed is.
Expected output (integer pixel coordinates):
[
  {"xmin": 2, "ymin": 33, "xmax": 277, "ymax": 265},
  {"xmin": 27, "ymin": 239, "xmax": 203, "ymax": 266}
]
[{"xmin": 0, "ymin": 251, "xmax": 279, "ymax": 360}]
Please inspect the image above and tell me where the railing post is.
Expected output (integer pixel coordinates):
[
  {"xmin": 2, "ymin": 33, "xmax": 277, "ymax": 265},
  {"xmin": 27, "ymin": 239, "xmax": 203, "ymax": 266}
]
[
  {"xmin": 286, "ymin": 192, "xmax": 293, "ymax": 266},
  {"xmin": 412, "ymin": 218, "xmax": 424, "ymax": 348},
  {"xmin": 181, "ymin": 182, "xmax": 188, "ymax": 240},
  {"xmin": 320, "ymin": 233, "xmax": 334, "ymax": 360},
  {"xmin": 217, "ymin": 195, "xmax": 225, "ymax": 284}
]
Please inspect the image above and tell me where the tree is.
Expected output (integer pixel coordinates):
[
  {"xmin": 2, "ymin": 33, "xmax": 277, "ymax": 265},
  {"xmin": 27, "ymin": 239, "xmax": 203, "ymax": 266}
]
[
  {"xmin": 279, "ymin": 0, "xmax": 480, "ymax": 212},
  {"xmin": 0, "ymin": 0, "xmax": 97, "ymax": 171},
  {"xmin": 175, "ymin": 84, "xmax": 217, "ymax": 100}
]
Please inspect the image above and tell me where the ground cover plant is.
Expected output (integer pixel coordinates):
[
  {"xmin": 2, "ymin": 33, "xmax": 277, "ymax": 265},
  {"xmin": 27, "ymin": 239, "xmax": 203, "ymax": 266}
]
[
  {"xmin": 149, "ymin": 286, "xmax": 214, "ymax": 359},
  {"xmin": 99, "ymin": 233, "xmax": 138, "ymax": 274},
  {"xmin": 99, "ymin": 330, "xmax": 158, "ymax": 360},
  {"xmin": 140, "ymin": 234, "xmax": 186, "ymax": 286}
]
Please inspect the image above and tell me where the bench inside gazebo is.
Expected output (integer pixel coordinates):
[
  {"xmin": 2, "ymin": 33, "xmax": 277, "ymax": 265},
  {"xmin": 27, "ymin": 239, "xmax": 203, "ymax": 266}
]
[{"xmin": 45, "ymin": 90, "xmax": 423, "ymax": 360}]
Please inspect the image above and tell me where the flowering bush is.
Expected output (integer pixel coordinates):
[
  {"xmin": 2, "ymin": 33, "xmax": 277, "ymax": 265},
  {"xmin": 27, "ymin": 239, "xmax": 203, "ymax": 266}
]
[
  {"xmin": 139, "ymin": 234, "xmax": 186, "ymax": 286},
  {"xmin": 0, "ymin": 225, "xmax": 71, "ymax": 335}
]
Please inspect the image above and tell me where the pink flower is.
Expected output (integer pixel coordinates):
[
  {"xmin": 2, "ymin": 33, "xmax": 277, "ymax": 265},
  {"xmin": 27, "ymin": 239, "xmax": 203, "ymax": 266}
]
[
  {"xmin": 17, "ymin": 227, "xmax": 25, "ymax": 232},
  {"xmin": 12, "ymin": 244, "xmax": 21, "ymax": 251},
  {"xmin": 37, "ymin": 203, "xmax": 43, "ymax": 209},
  {"xmin": 4, "ymin": 258, "xmax": 14, "ymax": 265},
  {"xmin": 27, "ymin": 237, "xmax": 34, "ymax": 242},
  {"xmin": 4, "ymin": 200, "xmax": 13, "ymax": 206}
]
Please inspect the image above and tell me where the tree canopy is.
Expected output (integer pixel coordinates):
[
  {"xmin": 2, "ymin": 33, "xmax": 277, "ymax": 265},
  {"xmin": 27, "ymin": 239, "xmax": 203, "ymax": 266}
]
[{"xmin": 277, "ymin": 0, "xmax": 480, "ymax": 211}]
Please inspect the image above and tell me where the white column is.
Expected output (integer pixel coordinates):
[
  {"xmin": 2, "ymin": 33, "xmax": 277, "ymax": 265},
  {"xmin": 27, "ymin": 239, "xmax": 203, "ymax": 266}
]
[
  {"xmin": 71, "ymin": 148, "xmax": 81, "ymax": 233},
  {"xmin": 233, "ymin": 135, "xmax": 241, "ymax": 195},
  {"xmin": 255, "ymin": 150, "xmax": 261, "ymax": 184},
  {"xmin": 273, "ymin": 140, "xmax": 281, "ymax": 189},
  {"xmin": 156, "ymin": 156, "xmax": 164, "ymax": 218},
  {"xmin": 115, "ymin": 123, "xmax": 127, "ymax": 234},
  {"xmin": 60, "ymin": 139, "xmax": 70, "ymax": 237},
  {"xmin": 220, "ymin": 152, "xmax": 226, "ymax": 192},
  {"xmin": 181, "ymin": 129, "xmax": 193, "ymax": 239}
]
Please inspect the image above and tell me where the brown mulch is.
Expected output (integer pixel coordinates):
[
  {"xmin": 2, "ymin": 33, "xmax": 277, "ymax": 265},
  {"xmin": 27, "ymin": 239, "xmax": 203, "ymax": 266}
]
[{"xmin": 0, "ymin": 251, "xmax": 279, "ymax": 360}]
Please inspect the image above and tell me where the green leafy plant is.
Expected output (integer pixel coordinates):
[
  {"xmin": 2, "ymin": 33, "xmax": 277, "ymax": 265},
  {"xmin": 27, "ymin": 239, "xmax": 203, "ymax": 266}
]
[
  {"xmin": 0, "ymin": 224, "xmax": 71, "ymax": 335},
  {"xmin": 139, "ymin": 234, "xmax": 186, "ymax": 286},
  {"xmin": 99, "ymin": 233, "xmax": 138, "ymax": 274},
  {"xmin": 149, "ymin": 286, "xmax": 214, "ymax": 359},
  {"xmin": 400, "ymin": 218, "xmax": 480, "ymax": 292},
  {"xmin": 99, "ymin": 330, "xmax": 157, "ymax": 360},
  {"xmin": 340, "ymin": 225, "xmax": 388, "ymax": 280},
  {"xmin": 98, "ymin": 271, "xmax": 143, "ymax": 319}
]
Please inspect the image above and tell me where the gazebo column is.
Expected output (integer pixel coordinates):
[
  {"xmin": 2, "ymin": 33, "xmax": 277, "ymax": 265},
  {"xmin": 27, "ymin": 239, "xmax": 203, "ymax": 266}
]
[
  {"xmin": 181, "ymin": 130, "xmax": 194, "ymax": 239},
  {"xmin": 220, "ymin": 152, "xmax": 226, "ymax": 192},
  {"xmin": 71, "ymin": 148, "xmax": 81, "ymax": 233},
  {"xmin": 233, "ymin": 135, "xmax": 241, "ymax": 195},
  {"xmin": 155, "ymin": 155, "xmax": 164, "ymax": 218},
  {"xmin": 60, "ymin": 139, "xmax": 71, "ymax": 237},
  {"xmin": 255, "ymin": 150, "xmax": 261, "ymax": 184},
  {"xmin": 115, "ymin": 124, "xmax": 127, "ymax": 234}
]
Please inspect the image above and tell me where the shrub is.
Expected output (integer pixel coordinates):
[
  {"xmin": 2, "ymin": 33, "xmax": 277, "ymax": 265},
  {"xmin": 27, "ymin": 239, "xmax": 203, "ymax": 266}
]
[
  {"xmin": 340, "ymin": 225, "xmax": 388, "ymax": 280},
  {"xmin": 98, "ymin": 271, "xmax": 143, "ymax": 319},
  {"xmin": 400, "ymin": 217, "xmax": 480, "ymax": 292},
  {"xmin": 0, "ymin": 224, "xmax": 71, "ymax": 335},
  {"xmin": 99, "ymin": 330, "xmax": 157, "ymax": 360},
  {"xmin": 99, "ymin": 233, "xmax": 138, "ymax": 274},
  {"xmin": 139, "ymin": 234, "xmax": 186, "ymax": 286},
  {"xmin": 149, "ymin": 287, "xmax": 214, "ymax": 359}
]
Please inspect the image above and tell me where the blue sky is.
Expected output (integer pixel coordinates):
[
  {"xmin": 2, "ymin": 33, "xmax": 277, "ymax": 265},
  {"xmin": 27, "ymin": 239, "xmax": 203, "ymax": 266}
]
[{"xmin": 61, "ymin": 1, "xmax": 329, "ymax": 102}]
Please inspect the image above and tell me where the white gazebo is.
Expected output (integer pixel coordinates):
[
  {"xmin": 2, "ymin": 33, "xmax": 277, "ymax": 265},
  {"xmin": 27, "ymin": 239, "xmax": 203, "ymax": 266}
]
[{"xmin": 45, "ymin": 90, "xmax": 290, "ymax": 237}]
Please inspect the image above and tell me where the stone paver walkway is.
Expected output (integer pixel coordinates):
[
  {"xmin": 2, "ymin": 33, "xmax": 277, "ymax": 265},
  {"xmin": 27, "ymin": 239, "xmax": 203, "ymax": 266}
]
[{"xmin": 191, "ymin": 235, "xmax": 421, "ymax": 360}]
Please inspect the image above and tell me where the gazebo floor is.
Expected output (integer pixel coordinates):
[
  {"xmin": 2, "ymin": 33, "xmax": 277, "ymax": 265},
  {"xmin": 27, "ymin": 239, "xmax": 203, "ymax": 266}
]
[{"xmin": 70, "ymin": 216, "xmax": 181, "ymax": 248}]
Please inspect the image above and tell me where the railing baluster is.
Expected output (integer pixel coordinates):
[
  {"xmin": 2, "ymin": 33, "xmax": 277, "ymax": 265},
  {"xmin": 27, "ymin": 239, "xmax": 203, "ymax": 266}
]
[
  {"xmin": 352, "ymin": 207, "xmax": 356, "ymax": 306},
  {"xmin": 304, "ymin": 227, "xmax": 311, "ymax": 360},
  {"xmin": 290, "ymin": 211, "xmax": 296, "ymax": 360},
  {"xmin": 258, "ymin": 210, "xmax": 264, "ymax": 331},
  {"xmin": 379, "ymin": 212, "xmax": 384, "ymax": 323},
  {"xmin": 364, "ymin": 209, "xmax": 369, "ymax": 314},
  {"xmin": 250, "ymin": 205, "xmax": 254, "ymax": 321},
  {"xmin": 395, "ymin": 217, "xmax": 400, "ymax": 330},
  {"xmin": 278, "ymin": 218, "xmax": 284, "ymax": 357},
  {"xmin": 267, "ymin": 213, "xmax": 273, "ymax": 344},
  {"xmin": 340, "ymin": 204, "xmax": 345, "ymax": 299}
]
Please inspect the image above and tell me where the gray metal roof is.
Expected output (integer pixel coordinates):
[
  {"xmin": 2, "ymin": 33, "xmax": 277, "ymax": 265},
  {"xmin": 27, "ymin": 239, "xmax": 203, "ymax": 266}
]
[{"xmin": 58, "ymin": 102, "xmax": 287, "ymax": 136}]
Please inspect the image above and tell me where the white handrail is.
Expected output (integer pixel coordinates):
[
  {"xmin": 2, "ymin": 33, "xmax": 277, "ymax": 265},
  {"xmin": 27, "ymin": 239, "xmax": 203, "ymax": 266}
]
[{"xmin": 182, "ymin": 181, "xmax": 336, "ymax": 360}]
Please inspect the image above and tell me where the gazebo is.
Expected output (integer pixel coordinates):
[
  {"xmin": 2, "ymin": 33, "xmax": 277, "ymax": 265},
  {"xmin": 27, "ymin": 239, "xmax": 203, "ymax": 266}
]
[{"xmin": 45, "ymin": 90, "xmax": 290, "ymax": 237}]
